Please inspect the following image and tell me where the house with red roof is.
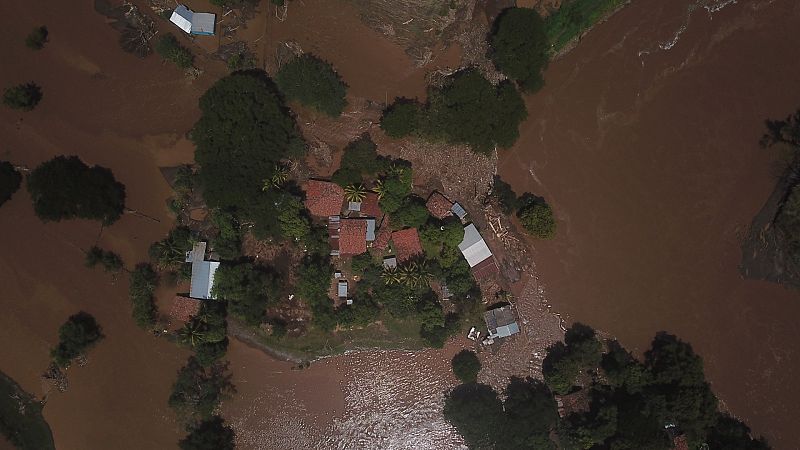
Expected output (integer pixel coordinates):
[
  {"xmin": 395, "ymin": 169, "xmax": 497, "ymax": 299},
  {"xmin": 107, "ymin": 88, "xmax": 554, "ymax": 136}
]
[
  {"xmin": 360, "ymin": 192, "xmax": 383, "ymax": 219},
  {"xmin": 426, "ymin": 191, "xmax": 454, "ymax": 219},
  {"xmin": 303, "ymin": 180, "xmax": 344, "ymax": 217},
  {"xmin": 339, "ymin": 218, "xmax": 368, "ymax": 255},
  {"xmin": 392, "ymin": 228, "xmax": 423, "ymax": 262},
  {"xmin": 169, "ymin": 295, "xmax": 201, "ymax": 325}
]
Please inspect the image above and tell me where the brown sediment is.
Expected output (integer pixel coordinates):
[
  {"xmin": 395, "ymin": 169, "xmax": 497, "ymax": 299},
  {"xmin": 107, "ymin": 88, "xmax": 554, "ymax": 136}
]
[{"xmin": 499, "ymin": 0, "xmax": 800, "ymax": 447}]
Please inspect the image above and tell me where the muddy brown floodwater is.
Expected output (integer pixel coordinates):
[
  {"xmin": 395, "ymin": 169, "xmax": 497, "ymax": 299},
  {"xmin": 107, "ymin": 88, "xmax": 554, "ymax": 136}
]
[{"xmin": 500, "ymin": 0, "xmax": 800, "ymax": 448}]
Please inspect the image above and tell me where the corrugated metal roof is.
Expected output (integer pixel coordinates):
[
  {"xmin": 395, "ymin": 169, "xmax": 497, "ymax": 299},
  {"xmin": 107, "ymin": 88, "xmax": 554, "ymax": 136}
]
[
  {"xmin": 337, "ymin": 280, "xmax": 348, "ymax": 298},
  {"xmin": 348, "ymin": 201, "xmax": 362, "ymax": 212},
  {"xmin": 495, "ymin": 322, "xmax": 520, "ymax": 338},
  {"xmin": 170, "ymin": 5, "xmax": 193, "ymax": 34},
  {"xmin": 451, "ymin": 202, "xmax": 467, "ymax": 219},
  {"xmin": 191, "ymin": 12, "xmax": 216, "ymax": 35},
  {"xmin": 366, "ymin": 219, "xmax": 376, "ymax": 242},
  {"xmin": 458, "ymin": 224, "xmax": 492, "ymax": 267},
  {"xmin": 190, "ymin": 261, "xmax": 220, "ymax": 300}
]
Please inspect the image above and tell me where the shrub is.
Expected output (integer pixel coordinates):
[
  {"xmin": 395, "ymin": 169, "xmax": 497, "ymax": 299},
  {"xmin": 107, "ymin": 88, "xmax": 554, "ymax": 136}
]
[
  {"xmin": 50, "ymin": 312, "xmax": 104, "ymax": 367},
  {"xmin": 517, "ymin": 193, "xmax": 556, "ymax": 239},
  {"xmin": 26, "ymin": 156, "xmax": 126, "ymax": 225},
  {"xmin": 0, "ymin": 161, "xmax": 22, "ymax": 208},
  {"xmin": 3, "ymin": 83, "xmax": 42, "ymax": 111},
  {"xmin": 85, "ymin": 246, "xmax": 124, "ymax": 272},
  {"xmin": 150, "ymin": 227, "xmax": 193, "ymax": 270},
  {"xmin": 451, "ymin": 350, "xmax": 481, "ymax": 383},
  {"xmin": 490, "ymin": 8, "xmax": 549, "ymax": 92},
  {"xmin": 212, "ymin": 263, "xmax": 278, "ymax": 325},
  {"xmin": 155, "ymin": 34, "xmax": 194, "ymax": 69},
  {"xmin": 391, "ymin": 196, "xmax": 429, "ymax": 229},
  {"xmin": 25, "ymin": 26, "xmax": 48, "ymax": 50},
  {"xmin": 129, "ymin": 263, "xmax": 158, "ymax": 329},
  {"xmin": 275, "ymin": 54, "xmax": 347, "ymax": 116},
  {"xmin": 380, "ymin": 99, "xmax": 421, "ymax": 138},
  {"xmin": 168, "ymin": 358, "xmax": 235, "ymax": 422}
]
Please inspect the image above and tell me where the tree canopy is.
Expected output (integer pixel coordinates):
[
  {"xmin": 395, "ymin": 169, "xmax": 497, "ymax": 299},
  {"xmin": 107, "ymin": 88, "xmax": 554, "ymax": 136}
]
[
  {"xmin": 129, "ymin": 263, "xmax": 159, "ymax": 329},
  {"xmin": 381, "ymin": 69, "xmax": 528, "ymax": 153},
  {"xmin": 490, "ymin": 8, "xmax": 549, "ymax": 92},
  {"xmin": 25, "ymin": 26, "xmax": 49, "ymax": 50},
  {"xmin": 3, "ymin": 82, "xmax": 42, "ymax": 111},
  {"xmin": 179, "ymin": 416, "xmax": 235, "ymax": 450},
  {"xmin": 26, "ymin": 156, "xmax": 126, "ymax": 225},
  {"xmin": 155, "ymin": 34, "xmax": 193, "ymax": 69},
  {"xmin": 168, "ymin": 357, "xmax": 235, "ymax": 422},
  {"xmin": 543, "ymin": 323, "xmax": 602, "ymax": 394},
  {"xmin": 275, "ymin": 54, "xmax": 347, "ymax": 117},
  {"xmin": 212, "ymin": 262, "xmax": 278, "ymax": 326},
  {"xmin": 50, "ymin": 312, "xmax": 104, "ymax": 367},
  {"xmin": 0, "ymin": 161, "xmax": 22, "ymax": 208},
  {"xmin": 443, "ymin": 383, "xmax": 505, "ymax": 448},
  {"xmin": 331, "ymin": 134, "xmax": 387, "ymax": 186},
  {"xmin": 517, "ymin": 193, "xmax": 556, "ymax": 239},
  {"xmin": 451, "ymin": 350, "xmax": 481, "ymax": 383},
  {"xmin": 192, "ymin": 71, "xmax": 305, "ymax": 234}
]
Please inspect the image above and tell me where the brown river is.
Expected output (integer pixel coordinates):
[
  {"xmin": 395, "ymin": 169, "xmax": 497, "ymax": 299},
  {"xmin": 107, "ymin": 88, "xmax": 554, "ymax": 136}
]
[{"xmin": 0, "ymin": 0, "xmax": 799, "ymax": 448}]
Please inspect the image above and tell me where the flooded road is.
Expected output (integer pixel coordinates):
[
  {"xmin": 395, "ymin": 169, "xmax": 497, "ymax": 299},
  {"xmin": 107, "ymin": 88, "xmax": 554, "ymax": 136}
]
[{"xmin": 500, "ymin": 0, "xmax": 800, "ymax": 447}]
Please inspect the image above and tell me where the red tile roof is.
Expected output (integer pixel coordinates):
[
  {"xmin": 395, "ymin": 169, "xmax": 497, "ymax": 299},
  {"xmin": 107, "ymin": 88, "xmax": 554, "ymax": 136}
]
[
  {"xmin": 426, "ymin": 192, "xmax": 453, "ymax": 219},
  {"xmin": 361, "ymin": 192, "xmax": 383, "ymax": 218},
  {"xmin": 392, "ymin": 228, "xmax": 423, "ymax": 262},
  {"xmin": 471, "ymin": 257, "xmax": 499, "ymax": 280},
  {"xmin": 373, "ymin": 218, "xmax": 392, "ymax": 250},
  {"xmin": 339, "ymin": 219, "xmax": 367, "ymax": 255},
  {"xmin": 673, "ymin": 435, "xmax": 689, "ymax": 450},
  {"xmin": 170, "ymin": 295, "xmax": 201, "ymax": 324},
  {"xmin": 304, "ymin": 180, "xmax": 344, "ymax": 217}
]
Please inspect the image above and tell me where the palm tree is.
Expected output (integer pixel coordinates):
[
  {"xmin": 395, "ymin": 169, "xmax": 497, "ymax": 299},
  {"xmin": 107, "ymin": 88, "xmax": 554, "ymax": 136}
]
[
  {"xmin": 398, "ymin": 263, "xmax": 418, "ymax": 287},
  {"xmin": 149, "ymin": 239, "xmax": 184, "ymax": 270},
  {"xmin": 382, "ymin": 265, "xmax": 401, "ymax": 285},
  {"xmin": 344, "ymin": 183, "xmax": 368, "ymax": 202},
  {"xmin": 372, "ymin": 179, "xmax": 386, "ymax": 199},
  {"xmin": 178, "ymin": 320, "xmax": 205, "ymax": 347},
  {"xmin": 262, "ymin": 163, "xmax": 290, "ymax": 191}
]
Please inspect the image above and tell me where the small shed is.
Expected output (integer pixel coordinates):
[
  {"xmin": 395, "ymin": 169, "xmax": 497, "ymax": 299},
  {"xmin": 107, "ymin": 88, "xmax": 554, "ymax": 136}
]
[
  {"xmin": 348, "ymin": 201, "xmax": 362, "ymax": 213},
  {"xmin": 451, "ymin": 202, "xmax": 467, "ymax": 220},
  {"xmin": 458, "ymin": 224, "xmax": 492, "ymax": 268},
  {"xmin": 169, "ymin": 5, "xmax": 193, "ymax": 34},
  {"xmin": 484, "ymin": 305, "xmax": 520, "ymax": 339},
  {"xmin": 366, "ymin": 218, "xmax": 376, "ymax": 242},
  {"xmin": 383, "ymin": 256, "xmax": 397, "ymax": 269},
  {"xmin": 337, "ymin": 280, "xmax": 348, "ymax": 298}
]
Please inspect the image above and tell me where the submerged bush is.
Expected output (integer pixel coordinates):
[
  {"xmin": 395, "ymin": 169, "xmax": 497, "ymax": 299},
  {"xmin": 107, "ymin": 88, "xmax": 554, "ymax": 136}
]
[
  {"xmin": 517, "ymin": 193, "xmax": 556, "ymax": 239},
  {"xmin": 490, "ymin": 8, "xmax": 549, "ymax": 92},
  {"xmin": 155, "ymin": 34, "xmax": 194, "ymax": 69},
  {"xmin": 275, "ymin": 54, "xmax": 347, "ymax": 117},
  {"xmin": 0, "ymin": 161, "xmax": 22, "ymax": 208},
  {"xmin": 25, "ymin": 26, "xmax": 48, "ymax": 50},
  {"xmin": 3, "ymin": 82, "xmax": 42, "ymax": 111},
  {"xmin": 51, "ymin": 312, "xmax": 104, "ymax": 367}
]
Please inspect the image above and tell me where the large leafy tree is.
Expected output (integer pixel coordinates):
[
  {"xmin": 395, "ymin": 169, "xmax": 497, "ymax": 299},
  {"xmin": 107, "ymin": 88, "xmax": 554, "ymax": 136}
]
[
  {"xmin": 451, "ymin": 350, "xmax": 481, "ymax": 383},
  {"xmin": 275, "ymin": 54, "xmax": 347, "ymax": 116},
  {"xmin": 3, "ymin": 82, "xmax": 42, "ymax": 111},
  {"xmin": 503, "ymin": 378, "xmax": 558, "ymax": 449},
  {"xmin": 179, "ymin": 415, "xmax": 235, "ymax": 450},
  {"xmin": 490, "ymin": 8, "xmax": 549, "ymax": 92},
  {"xmin": 192, "ymin": 71, "xmax": 305, "ymax": 233},
  {"xmin": 443, "ymin": 383, "xmax": 505, "ymax": 448},
  {"xmin": 26, "ymin": 156, "xmax": 126, "ymax": 225},
  {"xmin": 168, "ymin": 357, "xmax": 235, "ymax": 422},
  {"xmin": 0, "ymin": 161, "xmax": 22, "ymax": 208},
  {"xmin": 517, "ymin": 193, "xmax": 556, "ymax": 239},
  {"xmin": 51, "ymin": 312, "xmax": 104, "ymax": 367},
  {"xmin": 212, "ymin": 262, "xmax": 278, "ymax": 326},
  {"xmin": 543, "ymin": 323, "xmax": 602, "ymax": 394}
]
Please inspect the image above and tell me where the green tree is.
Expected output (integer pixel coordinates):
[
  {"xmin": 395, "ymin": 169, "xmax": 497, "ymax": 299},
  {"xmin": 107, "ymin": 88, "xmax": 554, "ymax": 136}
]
[
  {"xmin": 50, "ymin": 312, "xmax": 104, "ymax": 367},
  {"xmin": 155, "ymin": 34, "xmax": 193, "ymax": 69},
  {"xmin": 517, "ymin": 193, "xmax": 556, "ymax": 238},
  {"xmin": 179, "ymin": 415, "xmax": 235, "ymax": 450},
  {"xmin": 84, "ymin": 246, "xmax": 123, "ymax": 273},
  {"xmin": 490, "ymin": 8, "xmax": 549, "ymax": 92},
  {"xmin": 0, "ymin": 161, "xmax": 22, "ymax": 208},
  {"xmin": 277, "ymin": 194, "xmax": 311, "ymax": 242},
  {"xmin": 443, "ymin": 383, "xmax": 505, "ymax": 449},
  {"xmin": 558, "ymin": 401, "xmax": 618, "ymax": 449},
  {"xmin": 3, "ymin": 83, "xmax": 42, "ymax": 110},
  {"xmin": 212, "ymin": 263, "xmax": 278, "ymax": 325},
  {"xmin": 168, "ymin": 358, "xmax": 235, "ymax": 422},
  {"xmin": 192, "ymin": 71, "xmax": 305, "ymax": 235},
  {"xmin": 391, "ymin": 196, "xmax": 430, "ymax": 229},
  {"xmin": 150, "ymin": 227, "xmax": 193, "ymax": 270},
  {"xmin": 503, "ymin": 378, "xmax": 558, "ymax": 449},
  {"xmin": 210, "ymin": 209, "xmax": 242, "ymax": 260},
  {"xmin": 129, "ymin": 263, "xmax": 158, "ymax": 329},
  {"xmin": 378, "ymin": 167, "xmax": 413, "ymax": 216},
  {"xmin": 451, "ymin": 350, "xmax": 481, "ymax": 383},
  {"xmin": 706, "ymin": 413, "xmax": 770, "ymax": 450},
  {"xmin": 542, "ymin": 323, "xmax": 602, "ymax": 394},
  {"xmin": 492, "ymin": 175, "xmax": 519, "ymax": 214},
  {"xmin": 26, "ymin": 156, "xmax": 125, "ymax": 225},
  {"xmin": 25, "ymin": 26, "xmax": 49, "ymax": 50},
  {"xmin": 275, "ymin": 54, "xmax": 347, "ymax": 116},
  {"xmin": 601, "ymin": 340, "xmax": 649, "ymax": 393},
  {"xmin": 380, "ymin": 99, "xmax": 421, "ymax": 138}
]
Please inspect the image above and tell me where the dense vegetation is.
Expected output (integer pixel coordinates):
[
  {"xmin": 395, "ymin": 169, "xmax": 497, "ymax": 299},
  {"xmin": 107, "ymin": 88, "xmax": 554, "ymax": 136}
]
[
  {"xmin": 149, "ymin": 226, "xmax": 193, "ymax": 274},
  {"xmin": 545, "ymin": 0, "xmax": 627, "ymax": 52},
  {"xmin": 517, "ymin": 193, "xmax": 556, "ymax": 239},
  {"xmin": 445, "ymin": 324, "xmax": 770, "ymax": 449},
  {"xmin": 178, "ymin": 300, "xmax": 229, "ymax": 366},
  {"xmin": 85, "ymin": 246, "xmax": 123, "ymax": 273},
  {"xmin": 381, "ymin": 69, "xmax": 527, "ymax": 153},
  {"xmin": 26, "ymin": 156, "xmax": 126, "ymax": 225},
  {"xmin": 0, "ymin": 161, "xmax": 22, "ymax": 208},
  {"xmin": 451, "ymin": 350, "xmax": 481, "ymax": 383},
  {"xmin": 168, "ymin": 357, "xmax": 235, "ymax": 423},
  {"xmin": 3, "ymin": 82, "xmax": 42, "ymax": 111},
  {"xmin": 275, "ymin": 54, "xmax": 348, "ymax": 117},
  {"xmin": 212, "ymin": 262, "xmax": 279, "ymax": 326},
  {"xmin": 129, "ymin": 263, "xmax": 159, "ymax": 329},
  {"xmin": 50, "ymin": 312, "xmax": 104, "ymax": 367},
  {"xmin": 179, "ymin": 415, "xmax": 235, "ymax": 450},
  {"xmin": 192, "ymin": 71, "xmax": 306, "ymax": 240},
  {"xmin": 331, "ymin": 134, "xmax": 388, "ymax": 186},
  {"xmin": 25, "ymin": 26, "xmax": 48, "ymax": 50},
  {"xmin": 0, "ymin": 371, "xmax": 55, "ymax": 450},
  {"xmin": 490, "ymin": 8, "xmax": 549, "ymax": 92},
  {"xmin": 155, "ymin": 34, "xmax": 194, "ymax": 69}
]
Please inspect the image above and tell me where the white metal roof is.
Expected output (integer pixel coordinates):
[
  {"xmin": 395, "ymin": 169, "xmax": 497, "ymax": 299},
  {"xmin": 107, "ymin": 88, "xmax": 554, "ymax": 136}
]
[
  {"xmin": 337, "ymin": 280, "xmax": 348, "ymax": 298},
  {"xmin": 190, "ymin": 260, "xmax": 220, "ymax": 300},
  {"xmin": 170, "ymin": 5, "xmax": 193, "ymax": 34},
  {"xmin": 191, "ymin": 12, "xmax": 216, "ymax": 35},
  {"xmin": 458, "ymin": 223, "xmax": 492, "ymax": 267}
]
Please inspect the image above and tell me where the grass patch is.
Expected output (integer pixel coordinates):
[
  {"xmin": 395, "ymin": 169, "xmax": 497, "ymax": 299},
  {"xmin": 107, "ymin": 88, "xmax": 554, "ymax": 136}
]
[
  {"xmin": 545, "ymin": 0, "xmax": 627, "ymax": 52},
  {"xmin": 0, "ymin": 371, "xmax": 55, "ymax": 450}
]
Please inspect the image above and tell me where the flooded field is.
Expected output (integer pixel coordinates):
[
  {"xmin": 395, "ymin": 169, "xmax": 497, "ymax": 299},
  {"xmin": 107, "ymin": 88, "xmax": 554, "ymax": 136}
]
[{"xmin": 499, "ymin": 0, "xmax": 800, "ymax": 447}]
